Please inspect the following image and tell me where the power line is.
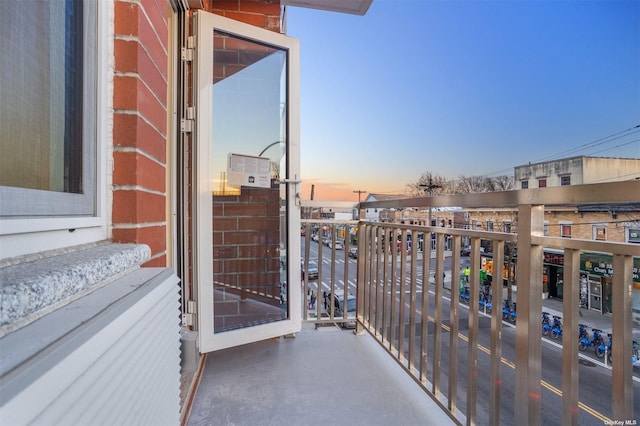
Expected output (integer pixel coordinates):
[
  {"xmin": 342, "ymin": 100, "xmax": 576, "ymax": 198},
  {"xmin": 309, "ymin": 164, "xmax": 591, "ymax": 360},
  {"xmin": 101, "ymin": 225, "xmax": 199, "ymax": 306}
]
[
  {"xmin": 475, "ymin": 124, "xmax": 640, "ymax": 179},
  {"xmin": 533, "ymin": 124, "xmax": 640, "ymax": 163}
]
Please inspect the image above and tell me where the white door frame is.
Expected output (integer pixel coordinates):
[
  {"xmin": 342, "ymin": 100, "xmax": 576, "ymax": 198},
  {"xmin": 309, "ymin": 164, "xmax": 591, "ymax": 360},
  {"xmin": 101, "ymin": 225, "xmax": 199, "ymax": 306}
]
[{"xmin": 193, "ymin": 11, "xmax": 301, "ymax": 352}]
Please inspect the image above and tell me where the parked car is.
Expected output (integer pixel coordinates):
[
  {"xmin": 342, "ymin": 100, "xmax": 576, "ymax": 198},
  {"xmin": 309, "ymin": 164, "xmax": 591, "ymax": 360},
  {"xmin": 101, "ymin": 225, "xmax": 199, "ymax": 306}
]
[
  {"xmin": 323, "ymin": 291, "xmax": 356, "ymax": 329},
  {"xmin": 301, "ymin": 259, "xmax": 318, "ymax": 280},
  {"xmin": 460, "ymin": 246, "xmax": 471, "ymax": 256},
  {"xmin": 348, "ymin": 247, "xmax": 358, "ymax": 259},
  {"xmin": 332, "ymin": 240, "xmax": 344, "ymax": 250},
  {"xmin": 312, "ymin": 234, "xmax": 319, "ymax": 242}
]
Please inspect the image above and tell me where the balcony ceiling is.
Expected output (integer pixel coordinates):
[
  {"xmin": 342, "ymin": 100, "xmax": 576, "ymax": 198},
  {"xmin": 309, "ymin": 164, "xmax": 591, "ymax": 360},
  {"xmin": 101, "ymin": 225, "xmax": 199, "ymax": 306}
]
[{"xmin": 281, "ymin": 0, "xmax": 372, "ymax": 15}]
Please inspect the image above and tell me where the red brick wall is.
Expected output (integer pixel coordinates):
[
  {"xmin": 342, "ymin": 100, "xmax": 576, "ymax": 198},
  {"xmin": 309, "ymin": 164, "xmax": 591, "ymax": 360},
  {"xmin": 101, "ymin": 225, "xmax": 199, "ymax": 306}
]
[
  {"xmin": 212, "ymin": 184, "xmax": 283, "ymax": 330},
  {"xmin": 112, "ymin": 0, "xmax": 170, "ymax": 267},
  {"xmin": 111, "ymin": 1, "xmax": 283, "ymax": 270},
  {"xmin": 207, "ymin": 0, "xmax": 281, "ymax": 31}
]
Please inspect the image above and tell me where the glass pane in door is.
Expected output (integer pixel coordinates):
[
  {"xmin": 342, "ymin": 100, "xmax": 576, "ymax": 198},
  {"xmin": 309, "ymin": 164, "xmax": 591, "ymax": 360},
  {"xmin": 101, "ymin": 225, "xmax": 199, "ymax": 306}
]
[{"xmin": 210, "ymin": 30, "xmax": 289, "ymax": 333}]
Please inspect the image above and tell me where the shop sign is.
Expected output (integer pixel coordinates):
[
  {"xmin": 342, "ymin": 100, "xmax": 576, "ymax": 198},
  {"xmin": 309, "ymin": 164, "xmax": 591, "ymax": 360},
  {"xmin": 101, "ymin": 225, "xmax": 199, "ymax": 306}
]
[
  {"xmin": 544, "ymin": 251, "xmax": 564, "ymax": 266},
  {"xmin": 581, "ymin": 252, "xmax": 640, "ymax": 283}
]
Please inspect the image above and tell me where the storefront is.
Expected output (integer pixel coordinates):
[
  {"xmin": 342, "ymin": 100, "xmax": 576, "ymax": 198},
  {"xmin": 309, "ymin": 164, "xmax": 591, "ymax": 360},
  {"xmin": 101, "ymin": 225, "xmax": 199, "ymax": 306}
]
[
  {"xmin": 580, "ymin": 252, "xmax": 640, "ymax": 317},
  {"xmin": 543, "ymin": 249, "xmax": 564, "ymax": 299},
  {"xmin": 482, "ymin": 250, "xmax": 640, "ymax": 318}
]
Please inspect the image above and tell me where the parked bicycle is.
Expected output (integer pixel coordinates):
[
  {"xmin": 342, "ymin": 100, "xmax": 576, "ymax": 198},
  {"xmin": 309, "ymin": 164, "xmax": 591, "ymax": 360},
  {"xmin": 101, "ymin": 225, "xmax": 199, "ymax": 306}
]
[
  {"xmin": 595, "ymin": 330, "xmax": 609, "ymax": 359},
  {"xmin": 506, "ymin": 302, "xmax": 517, "ymax": 324},
  {"xmin": 550, "ymin": 315, "xmax": 563, "ymax": 340},
  {"xmin": 502, "ymin": 300, "xmax": 511, "ymax": 320},
  {"xmin": 459, "ymin": 286, "xmax": 471, "ymax": 304},
  {"xmin": 479, "ymin": 293, "xmax": 492, "ymax": 313},
  {"xmin": 580, "ymin": 327, "xmax": 604, "ymax": 352},
  {"xmin": 578, "ymin": 323, "xmax": 590, "ymax": 349},
  {"xmin": 541, "ymin": 312, "xmax": 551, "ymax": 335}
]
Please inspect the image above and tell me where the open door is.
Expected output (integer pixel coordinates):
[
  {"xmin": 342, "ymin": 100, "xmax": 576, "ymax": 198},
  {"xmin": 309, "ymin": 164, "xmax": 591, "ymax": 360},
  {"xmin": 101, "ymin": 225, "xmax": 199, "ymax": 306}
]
[{"xmin": 192, "ymin": 11, "xmax": 301, "ymax": 352}]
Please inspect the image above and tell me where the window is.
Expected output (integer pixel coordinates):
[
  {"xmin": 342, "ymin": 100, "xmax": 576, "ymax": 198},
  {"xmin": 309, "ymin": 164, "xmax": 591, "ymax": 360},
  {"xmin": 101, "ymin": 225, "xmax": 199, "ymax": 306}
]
[
  {"xmin": 472, "ymin": 220, "xmax": 478, "ymax": 230},
  {"xmin": 561, "ymin": 224, "xmax": 572, "ymax": 238},
  {"xmin": 544, "ymin": 222, "xmax": 549, "ymax": 236},
  {"xmin": 521, "ymin": 180, "xmax": 529, "ymax": 189},
  {"xmin": 504, "ymin": 222, "xmax": 511, "ymax": 233},
  {"xmin": 594, "ymin": 226, "xmax": 607, "ymax": 241},
  {"xmin": 628, "ymin": 228, "xmax": 640, "ymax": 244},
  {"xmin": 0, "ymin": 0, "xmax": 97, "ymax": 217},
  {"xmin": 538, "ymin": 178, "xmax": 547, "ymax": 188},
  {"xmin": 0, "ymin": 0, "xmax": 105, "ymax": 258},
  {"xmin": 487, "ymin": 220, "xmax": 494, "ymax": 231},
  {"xmin": 560, "ymin": 175, "xmax": 571, "ymax": 186}
]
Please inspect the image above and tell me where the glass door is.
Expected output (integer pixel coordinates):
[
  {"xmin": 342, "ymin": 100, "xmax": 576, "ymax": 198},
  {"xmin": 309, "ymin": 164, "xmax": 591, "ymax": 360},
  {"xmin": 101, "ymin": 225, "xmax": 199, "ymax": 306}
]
[{"xmin": 193, "ymin": 11, "xmax": 301, "ymax": 352}]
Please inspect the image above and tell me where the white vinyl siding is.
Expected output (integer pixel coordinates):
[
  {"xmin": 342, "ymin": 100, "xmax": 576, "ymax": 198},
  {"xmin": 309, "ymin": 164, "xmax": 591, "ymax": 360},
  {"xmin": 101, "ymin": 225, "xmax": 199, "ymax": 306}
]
[{"xmin": 0, "ymin": 268, "xmax": 181, "ymax": 425}]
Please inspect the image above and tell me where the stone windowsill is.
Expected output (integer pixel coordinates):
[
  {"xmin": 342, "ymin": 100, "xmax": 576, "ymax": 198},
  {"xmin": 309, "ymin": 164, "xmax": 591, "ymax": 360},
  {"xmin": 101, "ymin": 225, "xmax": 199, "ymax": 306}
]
[{"xmin": 0, "ymin": 241, "xmax": 151, "ymax": 334}]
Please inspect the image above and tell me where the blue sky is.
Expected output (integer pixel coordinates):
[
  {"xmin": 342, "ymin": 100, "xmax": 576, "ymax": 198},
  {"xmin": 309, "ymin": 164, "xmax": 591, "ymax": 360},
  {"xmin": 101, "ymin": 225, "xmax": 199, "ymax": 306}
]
[{"xmin": 285, "ymin": 0, "xmax": 640, "ymax": 200}]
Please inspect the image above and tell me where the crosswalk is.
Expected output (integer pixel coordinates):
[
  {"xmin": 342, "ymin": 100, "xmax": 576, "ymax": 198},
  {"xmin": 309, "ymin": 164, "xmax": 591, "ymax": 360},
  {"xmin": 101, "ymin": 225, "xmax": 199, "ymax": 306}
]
[{"xmin": 305, "ymin": 276, "xmax": 429, "ymax": 295}]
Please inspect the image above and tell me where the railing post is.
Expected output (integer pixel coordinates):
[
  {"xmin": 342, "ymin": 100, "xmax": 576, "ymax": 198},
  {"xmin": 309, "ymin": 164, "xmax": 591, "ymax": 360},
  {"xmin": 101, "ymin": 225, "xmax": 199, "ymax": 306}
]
[
  {"xmin": 489, "ymin": 240, "xmax": 504, "ymax": 426},
  {"xmin": 611, "ymin": 254, "xmax": 634, "ymax": 419},
  {"xmin": 355, "ymin": 220, "xmax": 366, "ymax": 335},
  {"xmin": 467, "ymin": 237, "xmax": 481, "ymax": 425},
  {"xmin": 448, "ymin": 235, "xmax": 461, "ymax": 415},
  {"xmin": 562, "ymin": 248, "xmax": 580, "ymax": 426},
  {"xmin": 433, "ymin": 233, "xmax": 444, "ymax": 398},
  {"xmin": 515, "ymin": 204, "xmax": 544, "ymax": 426}
]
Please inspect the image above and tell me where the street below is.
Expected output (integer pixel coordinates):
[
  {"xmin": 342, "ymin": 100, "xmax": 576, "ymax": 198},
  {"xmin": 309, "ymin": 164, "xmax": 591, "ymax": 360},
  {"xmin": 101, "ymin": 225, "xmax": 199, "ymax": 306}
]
[{"xmin": 301, "ymin": 237, "xmax": 640, "ymax": 425}]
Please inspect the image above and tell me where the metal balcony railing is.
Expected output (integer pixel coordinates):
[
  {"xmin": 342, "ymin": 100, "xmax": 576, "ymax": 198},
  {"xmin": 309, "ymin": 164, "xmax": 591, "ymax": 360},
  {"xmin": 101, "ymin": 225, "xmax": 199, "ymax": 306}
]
[{"xmin": 300, "ymin": 181, "xmax": 639, "ymax": 426}]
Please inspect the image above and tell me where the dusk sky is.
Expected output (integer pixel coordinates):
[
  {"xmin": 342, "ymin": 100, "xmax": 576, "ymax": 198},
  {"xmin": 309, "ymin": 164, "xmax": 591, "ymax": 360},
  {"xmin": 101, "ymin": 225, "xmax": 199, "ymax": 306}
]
[{"xmin": 286, "ymin": 0, "xmax": 640, "ymax": 201}]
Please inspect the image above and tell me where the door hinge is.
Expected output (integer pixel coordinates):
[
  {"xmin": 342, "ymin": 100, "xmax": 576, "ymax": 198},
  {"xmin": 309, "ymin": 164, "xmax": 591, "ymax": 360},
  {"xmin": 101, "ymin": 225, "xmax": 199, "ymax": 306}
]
[
  {"xmin": 181, "ymin": 119, "xmax": 193, "ymax": 133},
  {"xmin": 182, "ymin": 300, "xmax": 196, "ymax": 326},
  {"xmin": 181, "ymin": 107, "xmax": 195, "ymax": 133},
  {"xmin": 181, "ymin": 36, "xmax": 195, "ymax": 61}
]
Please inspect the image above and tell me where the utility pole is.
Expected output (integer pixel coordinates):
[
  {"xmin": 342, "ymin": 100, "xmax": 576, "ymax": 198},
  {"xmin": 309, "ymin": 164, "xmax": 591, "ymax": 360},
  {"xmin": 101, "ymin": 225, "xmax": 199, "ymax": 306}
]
[
  {"xmin": 419, "ymin": 177, "xmax": 442, "ymax": 227},
  {"xmin": 420, "ymin": 178, "xmax": 442, "ymax": 252},
  {"xmin": 353, "ymin": 190, "xmax": 366, "ymax": 219}
]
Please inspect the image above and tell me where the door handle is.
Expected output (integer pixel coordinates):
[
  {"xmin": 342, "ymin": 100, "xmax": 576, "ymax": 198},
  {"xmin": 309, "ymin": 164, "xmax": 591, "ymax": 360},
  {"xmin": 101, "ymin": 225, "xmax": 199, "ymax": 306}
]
[{"xmin": 274, "ymin": 179, "xmax": 301, "ymax": 185}]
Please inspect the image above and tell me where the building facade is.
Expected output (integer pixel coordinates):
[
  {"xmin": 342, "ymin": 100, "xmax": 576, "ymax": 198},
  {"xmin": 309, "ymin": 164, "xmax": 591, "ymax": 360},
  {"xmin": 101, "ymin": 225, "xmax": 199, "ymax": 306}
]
[{"xmin": 514, "ymin": 156, "xmax": 640, "ymax": 189}]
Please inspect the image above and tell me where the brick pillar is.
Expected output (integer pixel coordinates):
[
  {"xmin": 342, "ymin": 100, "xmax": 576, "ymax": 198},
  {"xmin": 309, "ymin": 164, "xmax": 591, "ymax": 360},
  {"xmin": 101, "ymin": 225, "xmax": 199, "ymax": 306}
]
[{"xmin": 112, "ymin": 0, "xmax": 170, "ymax": 267}]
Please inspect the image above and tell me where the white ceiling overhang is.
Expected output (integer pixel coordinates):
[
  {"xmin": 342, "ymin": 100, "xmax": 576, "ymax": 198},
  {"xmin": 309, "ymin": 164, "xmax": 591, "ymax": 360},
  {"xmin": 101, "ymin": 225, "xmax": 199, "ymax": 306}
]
[{"xmin": 281, "ymin": 0, "xmax": 372, "ymax": 15}]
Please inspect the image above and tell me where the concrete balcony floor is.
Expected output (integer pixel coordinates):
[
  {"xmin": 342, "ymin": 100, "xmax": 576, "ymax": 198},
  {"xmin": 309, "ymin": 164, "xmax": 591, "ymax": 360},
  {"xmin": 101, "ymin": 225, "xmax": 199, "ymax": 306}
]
[{"xmin": 187, "ymin": 322, "xmax": 455, "ymax": 426}]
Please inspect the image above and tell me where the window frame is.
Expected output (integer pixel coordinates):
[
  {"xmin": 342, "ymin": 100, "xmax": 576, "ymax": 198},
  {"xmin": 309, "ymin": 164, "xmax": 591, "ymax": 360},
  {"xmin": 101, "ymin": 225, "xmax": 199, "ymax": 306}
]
[
  {"xmin": 593, "ymin": 225, "xmax": 607, "ymax": 241},
  {"xmin": 538, "ymin": 178, "xmax": 547, "ymax": 188},
  {"xmin": 0, "ymin": 0, "xmax": 108, "ymax": 257},
  {"xmin": 560, "ymin": 175, "xmax": 571, "ymax": 186},
  {"xmin": 561, "ymin": 223, "xmax": 572, "ymax": 238}
]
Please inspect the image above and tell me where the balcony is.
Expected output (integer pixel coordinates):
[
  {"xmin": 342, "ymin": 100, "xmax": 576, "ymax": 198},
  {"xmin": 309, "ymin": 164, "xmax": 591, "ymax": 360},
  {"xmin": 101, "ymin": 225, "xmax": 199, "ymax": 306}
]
[{"xmin": 188, "ymin": 181, "xmax": 639, "ymax": 425}]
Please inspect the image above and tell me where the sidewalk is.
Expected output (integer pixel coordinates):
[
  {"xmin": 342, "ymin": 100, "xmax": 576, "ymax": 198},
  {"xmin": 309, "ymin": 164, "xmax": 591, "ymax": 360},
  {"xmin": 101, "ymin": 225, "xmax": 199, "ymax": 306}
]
[
  {"xmin": 418, "ymin": 250, "xmax": 639, "ymax": 340},
  {"xmin": 514, "ymin": 288, "xmax": 640, "ymax": 341}
]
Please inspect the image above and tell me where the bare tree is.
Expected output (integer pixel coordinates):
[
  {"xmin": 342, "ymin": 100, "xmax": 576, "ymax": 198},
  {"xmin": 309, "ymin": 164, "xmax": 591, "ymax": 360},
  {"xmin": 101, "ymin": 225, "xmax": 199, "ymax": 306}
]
[
  {"xmin": 456, "ymin": 175, "xmax": 491, "ymax": 193},
  {"xmin": 407, "ymin": 173, "xmax": 515, "ymax": 195},
  {"xmin": 405, "ymin": 172, "xmax": 452, "ymax": 197},
  {"xmin": 489, "ymin": 175, "xmax": 514, "ymax": 191}
]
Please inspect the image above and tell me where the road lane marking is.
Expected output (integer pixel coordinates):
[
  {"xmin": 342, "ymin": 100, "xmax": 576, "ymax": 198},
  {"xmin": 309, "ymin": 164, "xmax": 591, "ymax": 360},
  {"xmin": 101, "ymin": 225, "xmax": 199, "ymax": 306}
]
[{"xmin": 407, "ymin": 298, "xmax": 614, "ymax": 424}]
